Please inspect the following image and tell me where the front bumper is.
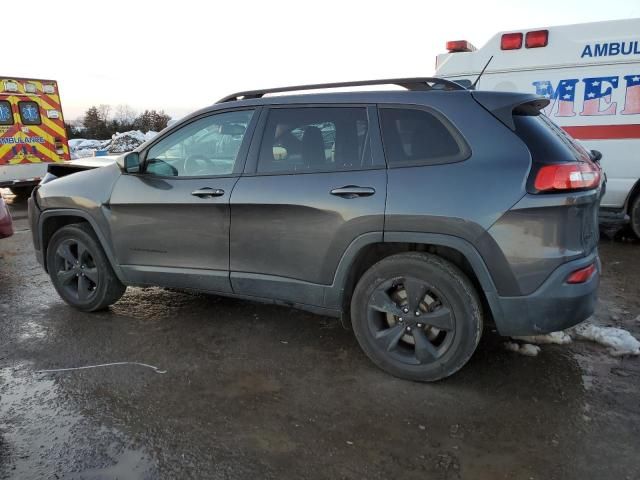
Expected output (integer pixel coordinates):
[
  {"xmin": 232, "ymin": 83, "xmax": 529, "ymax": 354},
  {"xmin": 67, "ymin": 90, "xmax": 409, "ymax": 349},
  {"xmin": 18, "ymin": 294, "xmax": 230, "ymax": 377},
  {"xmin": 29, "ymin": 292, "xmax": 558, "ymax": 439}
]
[{"xmin": 492, "ymin": 251, "xmax": 600, "ymax": 336}]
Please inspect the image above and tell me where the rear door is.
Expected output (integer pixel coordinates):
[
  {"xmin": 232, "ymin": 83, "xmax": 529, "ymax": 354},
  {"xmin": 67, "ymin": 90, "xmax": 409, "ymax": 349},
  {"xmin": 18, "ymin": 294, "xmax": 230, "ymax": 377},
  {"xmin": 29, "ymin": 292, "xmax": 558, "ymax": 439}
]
[
  {"xmin": 108, "ymin": 108, "xmax": 258, "ymax": 292},
  {"xmin": 229, "ymin": 105, "xmax": 386, "ymax": 306}
]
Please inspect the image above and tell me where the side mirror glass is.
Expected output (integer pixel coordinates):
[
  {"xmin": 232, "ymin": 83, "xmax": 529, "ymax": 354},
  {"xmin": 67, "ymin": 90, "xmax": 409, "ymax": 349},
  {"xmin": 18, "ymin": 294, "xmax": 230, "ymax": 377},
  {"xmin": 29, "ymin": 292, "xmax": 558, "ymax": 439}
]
[{"xmin": 123, "ymin": 152, "xmax": 141, "ymax": 173}]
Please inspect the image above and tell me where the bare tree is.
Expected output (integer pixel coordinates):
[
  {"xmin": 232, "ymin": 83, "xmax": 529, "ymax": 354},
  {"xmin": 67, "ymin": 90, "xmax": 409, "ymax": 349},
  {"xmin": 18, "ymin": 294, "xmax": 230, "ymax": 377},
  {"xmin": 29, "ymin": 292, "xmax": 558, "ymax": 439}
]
[
  {"xmin": 97, "ymin": 104, "xmax": 111, "ymax": 123},
  {"xmin": 114, "ymin": 104, "xmax": 137, "ymax": 127}
]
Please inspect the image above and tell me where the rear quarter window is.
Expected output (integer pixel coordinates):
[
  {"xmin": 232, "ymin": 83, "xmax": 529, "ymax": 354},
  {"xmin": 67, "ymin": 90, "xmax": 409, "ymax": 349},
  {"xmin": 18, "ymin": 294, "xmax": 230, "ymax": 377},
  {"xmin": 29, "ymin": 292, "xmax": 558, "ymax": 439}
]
[
  {"xmin": 0, "ymin": 101, "xmax": 13, "ymax": 125},
  {"xmin": 379, "ymin": 107, "xmax": 470, "ymax": 167},
  {"xmin": 513, "ymin": 114, "xmax": 591, "ymax": 164}
]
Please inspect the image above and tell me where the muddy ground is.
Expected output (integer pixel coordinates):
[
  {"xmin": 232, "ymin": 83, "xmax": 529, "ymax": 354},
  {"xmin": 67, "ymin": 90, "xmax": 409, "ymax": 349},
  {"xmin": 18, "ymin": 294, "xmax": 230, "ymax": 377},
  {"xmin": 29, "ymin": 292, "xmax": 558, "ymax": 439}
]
[{"xmin": 1, "ymin": 193, "xmax": 639, "ymax": 480}]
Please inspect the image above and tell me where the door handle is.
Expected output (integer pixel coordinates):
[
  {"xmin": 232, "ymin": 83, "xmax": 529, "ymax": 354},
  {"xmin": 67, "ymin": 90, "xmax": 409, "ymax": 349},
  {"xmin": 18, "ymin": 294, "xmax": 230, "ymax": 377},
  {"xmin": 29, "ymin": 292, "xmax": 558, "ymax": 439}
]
[
  {"xmin": 330, "ymin": 186, "xmax": 376, "ymax": 199},
  {"xmin": 191, "ymin": 188, "xmax": 225, "ymax": 198}
]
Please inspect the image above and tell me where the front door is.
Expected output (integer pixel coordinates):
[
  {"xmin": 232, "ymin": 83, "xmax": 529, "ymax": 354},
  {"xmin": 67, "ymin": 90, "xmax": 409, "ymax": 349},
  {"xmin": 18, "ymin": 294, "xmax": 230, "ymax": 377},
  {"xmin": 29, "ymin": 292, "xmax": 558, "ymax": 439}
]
[
  {"xmin": 229, "ymin": 106, "xmax": 386, "ymax": 305},
  {"xmin": 108, "ymin": 108, "xmax": 257, "ymax": 292}
]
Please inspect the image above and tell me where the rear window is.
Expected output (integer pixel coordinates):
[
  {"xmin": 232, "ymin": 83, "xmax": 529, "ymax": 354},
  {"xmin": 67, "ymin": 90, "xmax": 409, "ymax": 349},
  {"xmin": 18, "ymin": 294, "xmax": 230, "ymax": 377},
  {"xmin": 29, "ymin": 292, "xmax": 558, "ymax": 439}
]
[
  {"xmin": 257, "ymin": 107, "xmax": 371, "ymax": 174},
  {"xmin": 379, "ymin": 107, "xmax": 469, "ymax": 167},
  {"xmin": 0, "ymin": 101, "xmax": 13, "ymax": 125},
  {"xmin": 513, "ymin": 114, "xmax": 591, "ymax": 164},
  {"xmin": 18, "ymin": 101, "xmax": 41, "ymax": 125}
]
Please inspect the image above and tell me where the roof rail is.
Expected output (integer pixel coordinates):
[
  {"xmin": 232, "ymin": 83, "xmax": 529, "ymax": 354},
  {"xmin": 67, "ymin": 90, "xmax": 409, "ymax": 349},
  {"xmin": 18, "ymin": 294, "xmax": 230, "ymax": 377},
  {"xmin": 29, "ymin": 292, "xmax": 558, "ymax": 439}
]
[{"xmin": 217, "ymin": 77, "xmax": 465, "ymax": 103}]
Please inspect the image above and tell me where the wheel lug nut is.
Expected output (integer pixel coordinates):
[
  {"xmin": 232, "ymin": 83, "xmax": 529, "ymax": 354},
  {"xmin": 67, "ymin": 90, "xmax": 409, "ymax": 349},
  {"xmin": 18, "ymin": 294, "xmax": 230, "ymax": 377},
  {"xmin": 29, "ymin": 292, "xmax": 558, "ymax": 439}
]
[
  {"xmin": 403, "ymin": 308, "xmax": 409, "ymax": 313},
  {"xmin": 417, "ymin": 323, "xmax": 423, "ymax": 328},
  {"xmin": 415, "ymin": 311, "xmax": 421, "ymax": 316},
  {"xmin": 406, "ymin": 326, "xmax": 412, "ymax": 332},
  {"xmin": 398, "ymin": 318, "xmax": 403, "ymax": 322}
]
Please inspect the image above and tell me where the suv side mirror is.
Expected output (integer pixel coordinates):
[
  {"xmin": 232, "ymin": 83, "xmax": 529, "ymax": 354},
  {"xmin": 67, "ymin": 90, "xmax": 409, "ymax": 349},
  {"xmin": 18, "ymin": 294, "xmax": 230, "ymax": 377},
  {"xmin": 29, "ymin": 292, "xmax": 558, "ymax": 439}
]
[
  {"xmin": 118, "ymin": 152, "xmax": 141, "ymax": 173},
  {"xmin": 590, "ymin": 149, "xmax": 602, "ymax": 163}
]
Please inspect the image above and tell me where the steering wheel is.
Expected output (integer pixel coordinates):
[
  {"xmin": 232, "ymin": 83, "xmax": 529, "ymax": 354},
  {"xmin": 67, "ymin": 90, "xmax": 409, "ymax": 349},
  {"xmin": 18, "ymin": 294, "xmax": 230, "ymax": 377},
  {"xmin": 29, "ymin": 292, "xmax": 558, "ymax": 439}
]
[{"xmin": 183, "ymin": 155, "xmax": 214, "ymax": 176}]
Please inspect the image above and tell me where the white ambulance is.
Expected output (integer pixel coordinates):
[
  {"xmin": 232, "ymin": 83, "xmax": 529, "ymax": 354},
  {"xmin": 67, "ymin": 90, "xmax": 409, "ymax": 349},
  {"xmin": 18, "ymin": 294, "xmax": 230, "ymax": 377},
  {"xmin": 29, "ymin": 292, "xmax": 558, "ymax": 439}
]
[{"xmin": 435, "ymin": 19, "xmax": 640, "ymax": 237}]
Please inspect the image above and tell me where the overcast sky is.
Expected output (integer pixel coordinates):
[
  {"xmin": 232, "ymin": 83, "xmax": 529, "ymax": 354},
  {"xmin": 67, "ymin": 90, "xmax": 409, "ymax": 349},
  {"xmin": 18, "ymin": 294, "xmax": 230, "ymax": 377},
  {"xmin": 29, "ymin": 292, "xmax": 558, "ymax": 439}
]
[{"xmin": 10, "ymin": 0, "xmax": 640, "ymax": 121}]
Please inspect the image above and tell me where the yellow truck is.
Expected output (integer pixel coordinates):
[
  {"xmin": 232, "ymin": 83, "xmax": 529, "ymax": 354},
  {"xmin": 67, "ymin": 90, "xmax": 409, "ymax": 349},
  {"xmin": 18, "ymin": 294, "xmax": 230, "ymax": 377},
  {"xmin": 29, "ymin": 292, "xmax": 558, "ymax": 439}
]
[{"xmin": 0, "ymin": 77, "xmax": 70, "ymax": 196}]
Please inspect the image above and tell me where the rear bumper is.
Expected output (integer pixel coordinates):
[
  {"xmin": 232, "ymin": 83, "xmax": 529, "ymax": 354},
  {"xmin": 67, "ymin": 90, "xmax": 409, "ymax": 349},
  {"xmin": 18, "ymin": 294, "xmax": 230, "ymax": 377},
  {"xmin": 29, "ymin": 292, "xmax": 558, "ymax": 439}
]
[{"xmin": 492, "ymin": 251, "xmax": 600, "ymax": 336}]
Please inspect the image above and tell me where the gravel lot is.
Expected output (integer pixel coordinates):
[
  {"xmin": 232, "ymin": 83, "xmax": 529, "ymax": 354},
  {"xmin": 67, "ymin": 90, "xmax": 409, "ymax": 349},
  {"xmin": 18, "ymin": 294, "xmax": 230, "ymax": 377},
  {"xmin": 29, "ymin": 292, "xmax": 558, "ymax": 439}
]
[{"xmin": 1, "ymin": 192, "xmax": 639, "ymax": 480}]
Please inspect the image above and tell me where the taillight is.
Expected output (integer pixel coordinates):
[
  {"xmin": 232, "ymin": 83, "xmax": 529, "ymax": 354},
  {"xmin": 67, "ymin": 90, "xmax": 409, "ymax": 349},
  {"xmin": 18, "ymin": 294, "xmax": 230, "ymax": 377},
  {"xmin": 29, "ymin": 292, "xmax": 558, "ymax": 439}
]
[
  {"xmin": 54, "ymin": 137, "xmax": 65, "ymax": 155},
  {"xmin": 566, "ymin": 263, "xmax": 596, "ymax": 284},
  {"xmin": 525, "ymin": 30, "xmax": 549, "ymax": 48},
  {"xmin": 501, "ymin": 33, "xmax": 523, "ymax": 50},
  {"xmin": 534, "ymin": 162, "xmax": 600, "ymax": 192}
]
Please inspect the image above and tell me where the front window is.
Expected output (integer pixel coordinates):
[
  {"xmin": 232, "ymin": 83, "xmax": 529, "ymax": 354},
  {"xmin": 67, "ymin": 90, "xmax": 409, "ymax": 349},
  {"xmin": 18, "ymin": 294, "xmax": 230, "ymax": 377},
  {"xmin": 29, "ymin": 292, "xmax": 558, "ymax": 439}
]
[{"xmin": 145, "ymin": 109, "xmax": 254, "ymax": 177}]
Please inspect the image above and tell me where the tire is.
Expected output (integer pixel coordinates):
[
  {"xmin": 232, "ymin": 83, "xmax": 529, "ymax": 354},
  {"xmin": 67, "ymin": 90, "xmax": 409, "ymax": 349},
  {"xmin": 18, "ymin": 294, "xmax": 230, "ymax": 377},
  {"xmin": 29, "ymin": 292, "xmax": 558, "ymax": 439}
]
[
  {"xmin": 630, "ymin": 194, "xmax": 640, "ymax": 239},
  {"xmin": 10, "ymin": 186, "xmax": 34, "ymax": 198},
  {"xmin": 350, "ymin": 252, "xmax": 483, "ymax": 382},
  {"xmin": 46, "ymin": 223, "xmax": 126, "ymax": 311}
]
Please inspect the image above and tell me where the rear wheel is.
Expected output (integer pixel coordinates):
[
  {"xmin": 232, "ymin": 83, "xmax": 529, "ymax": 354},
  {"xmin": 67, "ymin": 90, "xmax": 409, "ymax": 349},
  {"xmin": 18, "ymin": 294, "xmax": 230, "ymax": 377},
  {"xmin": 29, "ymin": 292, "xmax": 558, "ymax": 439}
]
[
  {"xmin": 350, "ymin": 252, "xmax": 483, "ymax": 382},
  {"xmin": 46, "ymin": 223, "xmax": 126, "ymax": 311},
  {"xmin": 630, "ymin": 195, "xmax": 640, "ymax": 239}
]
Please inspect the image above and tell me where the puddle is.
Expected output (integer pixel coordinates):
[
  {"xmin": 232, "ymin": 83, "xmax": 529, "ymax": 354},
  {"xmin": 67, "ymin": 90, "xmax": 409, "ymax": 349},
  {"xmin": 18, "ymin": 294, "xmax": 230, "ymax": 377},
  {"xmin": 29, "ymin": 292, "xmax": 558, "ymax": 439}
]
[{"xmin": 0, "ymin": 364, "xmax": 157, "ymax": 479}]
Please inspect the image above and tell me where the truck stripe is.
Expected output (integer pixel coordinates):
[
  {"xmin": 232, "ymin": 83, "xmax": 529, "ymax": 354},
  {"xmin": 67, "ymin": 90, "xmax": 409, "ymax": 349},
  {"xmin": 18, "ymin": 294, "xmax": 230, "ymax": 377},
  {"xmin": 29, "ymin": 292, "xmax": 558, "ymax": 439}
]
[{"xmin": 563, "ymin": 124, "xmax": 640, "ymax": 140}]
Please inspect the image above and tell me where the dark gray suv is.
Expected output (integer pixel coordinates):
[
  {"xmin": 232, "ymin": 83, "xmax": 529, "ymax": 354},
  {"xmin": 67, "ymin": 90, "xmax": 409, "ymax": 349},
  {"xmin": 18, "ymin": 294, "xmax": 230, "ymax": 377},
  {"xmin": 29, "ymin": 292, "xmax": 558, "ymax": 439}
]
[{"xmin": 28, "ymin": 78, "xmax": 603, "ymax": 381}]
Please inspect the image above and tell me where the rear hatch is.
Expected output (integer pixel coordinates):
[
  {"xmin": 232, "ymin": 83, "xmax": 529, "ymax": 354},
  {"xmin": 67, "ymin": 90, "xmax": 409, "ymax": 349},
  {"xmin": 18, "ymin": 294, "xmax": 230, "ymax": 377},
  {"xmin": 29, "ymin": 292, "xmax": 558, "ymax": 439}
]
[
  {"xmin": 473, "ymin": 91, "xmax": 603, "ymax": 294},
  {"xmin": 512, "ymin": 111, "xmax": 602, "ymax": 255}
]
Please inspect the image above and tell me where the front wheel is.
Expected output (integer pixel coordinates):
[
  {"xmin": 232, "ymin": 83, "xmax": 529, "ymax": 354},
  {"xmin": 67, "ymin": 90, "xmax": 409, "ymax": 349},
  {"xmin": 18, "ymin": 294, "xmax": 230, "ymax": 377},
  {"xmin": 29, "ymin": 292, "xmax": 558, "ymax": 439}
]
[
  {"xmin": 46, "ymin": 223, "xmax": 126, "ymax": 311},
  {"xmin": 350, "ymin": 252, "xmax": 483, "ymax": 382}
]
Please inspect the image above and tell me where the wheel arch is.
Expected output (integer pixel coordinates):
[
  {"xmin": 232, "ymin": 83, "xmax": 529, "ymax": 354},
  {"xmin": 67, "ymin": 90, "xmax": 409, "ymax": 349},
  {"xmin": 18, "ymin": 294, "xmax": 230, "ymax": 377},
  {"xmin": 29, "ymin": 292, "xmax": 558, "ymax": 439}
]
[
  {"xmin": 328, "ymin": 232, "xmax": 504, "ymax": 328},
  {"xmin": 624, "ymin": 178, "xmax": 640, "ymax": 213},
  {"xmin": 39, "ymin": 209, "xmax": 125, "ymax": 283}
]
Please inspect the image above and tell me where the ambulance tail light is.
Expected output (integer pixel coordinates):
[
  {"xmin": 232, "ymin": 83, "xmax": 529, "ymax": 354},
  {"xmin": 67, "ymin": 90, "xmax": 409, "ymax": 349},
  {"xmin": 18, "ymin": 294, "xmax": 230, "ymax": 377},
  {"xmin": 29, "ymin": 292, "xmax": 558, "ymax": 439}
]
[
  {"xmin": 500, "ymin": 33, "xmax": 523, "ymax": 50},
  {"xmin": 533, "ymin": 162, "xmax": 601, "ymax": 192},
  {"xmin": 446, "ymin": 40, "xmax": 475, "ymax": 53},
  {"xmin": 54, "ymin": 138, "xmax": 65, "ymax": 155},
  {"xmin": 526, "ymin": 30, "xmax": 549, "ymax": 48}
]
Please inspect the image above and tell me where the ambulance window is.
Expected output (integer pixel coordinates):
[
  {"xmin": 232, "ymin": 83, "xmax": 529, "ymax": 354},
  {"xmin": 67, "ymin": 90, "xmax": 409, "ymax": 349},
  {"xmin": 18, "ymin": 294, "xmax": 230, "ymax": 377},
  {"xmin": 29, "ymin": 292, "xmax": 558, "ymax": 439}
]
[
  {"xmin": 18, "ymin": 101, "xmax": 41, "ymax": 125},
  {"xmin": 0, "ymin": 101, "xmax": 13, "ymax": 125},
  {"xmin": 379, "ymin": 107, "xmax": 470, "ymax": 167}
]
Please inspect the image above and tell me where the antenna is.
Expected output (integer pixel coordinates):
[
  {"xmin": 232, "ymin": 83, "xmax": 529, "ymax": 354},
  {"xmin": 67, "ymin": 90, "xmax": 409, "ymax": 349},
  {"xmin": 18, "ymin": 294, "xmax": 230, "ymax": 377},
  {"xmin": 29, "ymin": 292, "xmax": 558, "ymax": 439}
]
[{"xmin": 470, "ymin": 56, "xmax": 494, "ymax": 90}]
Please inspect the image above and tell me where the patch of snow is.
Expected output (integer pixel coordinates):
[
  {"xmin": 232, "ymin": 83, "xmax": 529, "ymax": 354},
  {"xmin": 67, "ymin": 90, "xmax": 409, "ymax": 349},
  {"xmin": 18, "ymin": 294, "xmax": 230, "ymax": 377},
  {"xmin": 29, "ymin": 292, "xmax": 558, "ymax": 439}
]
[
  {"xmin": 513, "ymin": 331, "xmax": 572, "ymax": 345},
  {"xmin": 503, "ymin": 341, "xmax": 541, "ymax": 357},
  {"xmin": 71, "ymin": 149, "xmax": 96, "ymax": 159},
  {"xmin": 571, "ymin": 323, "xmax": 640, "ymax": 357},
  {"xmin": 108, "ymin": 130, "xmax": 157, "ymax": 154},
  {"xmin": 144, "ymin": 131, "xmax": 158, "ymax": 141},
  {"xmin": 67, "ymin": 138, "xmax": 87, "ymax": 149}
]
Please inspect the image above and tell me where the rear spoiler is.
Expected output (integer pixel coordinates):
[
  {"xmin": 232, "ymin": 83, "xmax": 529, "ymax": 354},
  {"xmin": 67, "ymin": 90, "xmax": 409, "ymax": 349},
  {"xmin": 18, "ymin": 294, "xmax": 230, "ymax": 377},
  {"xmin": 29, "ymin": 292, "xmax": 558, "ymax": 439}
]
[{"xmin": 471, "ymin": 92, "xmax": 550, "ymax": 130}]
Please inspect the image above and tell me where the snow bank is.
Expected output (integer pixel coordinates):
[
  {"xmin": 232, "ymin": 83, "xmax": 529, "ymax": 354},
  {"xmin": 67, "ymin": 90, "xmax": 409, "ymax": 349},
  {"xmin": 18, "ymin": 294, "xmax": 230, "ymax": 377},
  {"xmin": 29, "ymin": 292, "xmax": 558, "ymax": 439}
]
[
  {"xmin": 571, "ymin": 323, "xmax": 640, "ymax": 356},
  {"xmin": 68, "ymin": 131, "xmax": 159, "ymax": 158},
  {"xmin": 108, "ymin": 131, "xmax": 147, "ymax": 153},
  {"xmin": 503, "ymin": 341, "xmax": 541, "ymax": 357}
]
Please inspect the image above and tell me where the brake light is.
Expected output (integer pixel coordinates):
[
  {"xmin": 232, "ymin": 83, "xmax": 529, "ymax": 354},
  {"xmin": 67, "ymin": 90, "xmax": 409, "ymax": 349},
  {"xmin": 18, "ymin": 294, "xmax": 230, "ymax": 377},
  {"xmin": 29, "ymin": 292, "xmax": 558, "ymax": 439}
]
[
  {"xmin": 501, "ymin": 33, "xmax": 523, "ymax": 50},
  {"xmin": 446, "ymin": 40, "xmax": 474, "ymax": 53},
  {"xmin": 525, "ymin": 30, "xmax": 549, "ymax": 48},
  {"xmin": 534, "ymin": 162, "xmax": 600, "ymax": 192},
  {"xmin": 566, "ymin": 263, "xmax": 596, "ymax": 284}
]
